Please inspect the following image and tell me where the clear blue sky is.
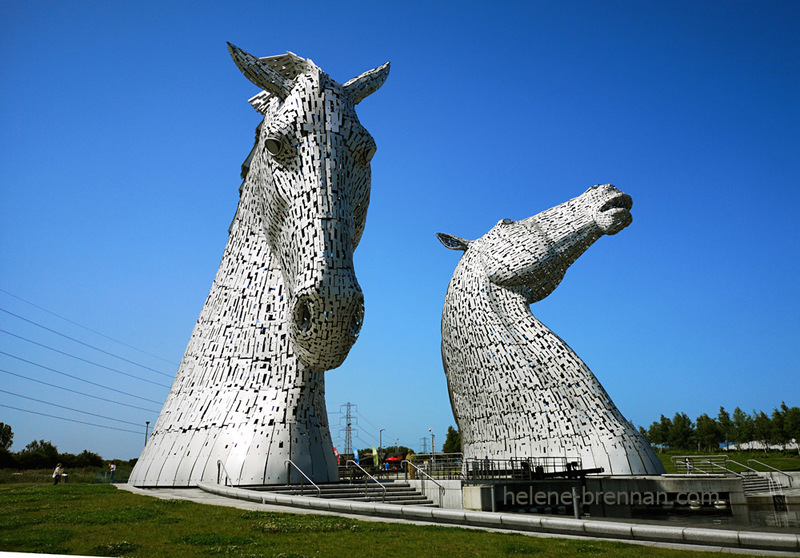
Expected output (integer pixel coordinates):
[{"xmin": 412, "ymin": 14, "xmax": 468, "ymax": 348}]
[{"xmin": 1, "ymin": 1, "xmax": 797, "ymax": 460}]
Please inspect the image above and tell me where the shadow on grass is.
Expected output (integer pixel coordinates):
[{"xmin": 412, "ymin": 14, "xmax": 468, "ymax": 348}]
[{"xmin": 0, "ymin": 527, "xmax": 73, "ymax": 555}]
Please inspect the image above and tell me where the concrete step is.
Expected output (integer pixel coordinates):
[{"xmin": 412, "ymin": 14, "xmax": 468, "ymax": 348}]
[
  {"xmin": 270, "ymin": 487, "xmax": 421, "ymax": 497},
  {"xmin": 251, "ymin": 481, "xmax": 412, "ymax": 492},
  {"xmin": 741, "ymin": 473, "xmax": 781, "ymax": 495},
  {"xmin": 242, "ymin": 481, "xmax": 436, "ymax": 506},
  {"xmin": 381, "ymin": 497, "xmax": 434, "ymax": 505},
  {"xmin": 279, "ymin": 493, "xmax": 432, "ymax": 504}
]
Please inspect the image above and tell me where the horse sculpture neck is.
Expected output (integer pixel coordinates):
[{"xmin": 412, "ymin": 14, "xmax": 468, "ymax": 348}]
[{"xmin": 128, "ymin": 176, "xmax": 336, "ymax": 487}]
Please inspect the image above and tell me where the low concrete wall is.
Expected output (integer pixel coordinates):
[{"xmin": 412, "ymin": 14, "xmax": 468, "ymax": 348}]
[
  {"xmin": 478, "ymin": 475, "xmax": 747, "ymax": 522},
  {"xmin": 764, "ymin": 471, "xmax": 800, "ymax": 489},
  {"xmin": 406, "ymin": 479, "xmax": 463, "ymax": 509},
  {"xmin": 197, "ymin": 482, "xmax": 800, "ymax": 553},
  {"xmin": 589, "ymin": 475, "xmax": 747, "ymax": 521},
  {"xmin": 462, "ymin": 485, "xmax": 492, "ymax": 511}
]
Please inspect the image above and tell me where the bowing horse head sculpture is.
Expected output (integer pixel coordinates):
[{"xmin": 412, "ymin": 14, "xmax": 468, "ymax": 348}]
[
  {"xmin": 230, "ymin": 44, "xmax": 389, "ymax": 370},
  {"xmin": 438, "ymin": 185, "xmax": 665, "ymax": 475},
  {"xmin": 129, "ymin": 45, "xmax": 389, "ymax": 487}
]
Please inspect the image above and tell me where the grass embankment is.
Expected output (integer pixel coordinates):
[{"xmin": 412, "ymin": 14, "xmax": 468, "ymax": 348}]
[
  {"xmin": 0, "ymin": 484, "xmax": 740, "ymax": 558},
  {"xmin": 0, "ymin": 461, "xmax": 135, "ymax": 485},
  {"xmin": 654, "ymin": 450, "xmax": 800, "ymax": 474}
]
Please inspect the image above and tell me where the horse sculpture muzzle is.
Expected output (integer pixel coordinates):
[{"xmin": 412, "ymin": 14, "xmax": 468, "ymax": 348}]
[
  {"xmin": 290, "ymin": 279, "xmax": 365, "ymax": 370},
  {"xmin": 589, "ymin": 183, "xmax": 633, "ymax": 235}
]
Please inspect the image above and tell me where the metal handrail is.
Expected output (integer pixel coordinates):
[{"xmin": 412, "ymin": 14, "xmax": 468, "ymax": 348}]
[
  {"xmin": 403, "ymin": 460, "xmax": 445, "ymax": 508},
  {"xmin": 671, "ymin": 455, "xmax": 728, "ymax": 475},
  {"xmin": 409, "ymin": 453, "xmax": 464, "ymax": 480},
  {"xmin": 284, "ymin": 460, "xmax": 321, "ymax": 497},
  {"xmin": 702, "ymin": 460, "xmax": 744, "ymax": 477},
  {"xmin": 346, "ymin": 460, "xmax": 386, "ymax": 502},
  {"xmin": 690, "ymin": 459, "xmax": 715, "ymax": 475},
  {"xmin": 748, "ymin": 459, "xmax": 794, "ymax": 487},
  {"xmin": 460, "ymin": 456, "xmax": 584, "ymax": 481},
  {"xmin": 672, "ymin": 456, "xmax": 707, "ymax": 474},
  {"xmin": 727, "ymin": 459, "xmax": 758, "ymax": 474},
  {"xmin": 216, "ymin": 460, "xmax": 234, "ymax": 486},
  {"xmin": 703, "ymin": 458, "xmax": 786, "ymax": 499}
]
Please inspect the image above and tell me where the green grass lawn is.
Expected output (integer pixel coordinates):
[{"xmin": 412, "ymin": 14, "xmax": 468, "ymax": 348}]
[
  {"xmin": 0, "ymin": 484, "xmax": 753, "ymax": 557},
  {"xmin": 654, "ymin": 450, "xmax": 800, "ymax": 474}
]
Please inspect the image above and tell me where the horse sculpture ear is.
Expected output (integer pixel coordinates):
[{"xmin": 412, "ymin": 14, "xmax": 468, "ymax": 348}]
[
  {"xmin": 437, "ymin": 232, "xmax": 471, "ymax": 252},
  {"xmin": 227, "ymin": 42, "xmax": 293, "ymax": 100},
  {"xmin": 343, "ymin": 62, "xmax": 390, "ymax": 105}
]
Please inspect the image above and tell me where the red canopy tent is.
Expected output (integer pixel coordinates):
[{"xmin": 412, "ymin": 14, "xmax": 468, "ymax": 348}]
[{"xmin": 383, "ymin": 454, "xmax": 405, "ymax": 471}]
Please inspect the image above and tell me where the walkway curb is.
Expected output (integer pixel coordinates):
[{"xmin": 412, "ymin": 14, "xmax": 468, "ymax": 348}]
[{"xmin": 198, "ymin": 482, "xmax": 799, "ymax": 553}]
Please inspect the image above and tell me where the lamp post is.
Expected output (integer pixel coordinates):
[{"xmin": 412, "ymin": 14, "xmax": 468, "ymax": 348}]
[
  {"xmin": 429, "ymin": 427, "xmax": 435, "ymax": 457},
  {"xmin": 145, "ymin": 421, "xmax": 150, "ymax": 447}
]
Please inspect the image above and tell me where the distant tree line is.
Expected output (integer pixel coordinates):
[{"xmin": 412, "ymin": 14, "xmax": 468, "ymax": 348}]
[
  {"xmin": 0, "ymin": 422, "xmax": 119, "ymax": 470},
  {"xmin": 441, "ymin": 426, "xmax": 462, "ymax": 453},
  {"xmin": 350, "ymin": 445, "xmax": 415, "ymax": 464},
  {"xmin": 638, "ymin": 403, "xmax": 800, "ymax": 453}
]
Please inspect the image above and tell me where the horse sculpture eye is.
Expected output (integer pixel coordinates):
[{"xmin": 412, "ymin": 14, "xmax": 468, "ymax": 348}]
[
  {"xmin": 265, "ymin": 137, "xmax": 284, "ymax": 156},
  {"xmin": 361, "ymin": 145, "xmax": 376, "ymax": 165}
]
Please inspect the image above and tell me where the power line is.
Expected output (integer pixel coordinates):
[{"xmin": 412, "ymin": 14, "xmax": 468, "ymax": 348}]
[
  {"xmin": 0, "ymin": 351, "xmax": 163, "ymax": 405},
  {"xmin": 355, "ymin": 420, "xmax": 382, "ymax": 439},
  {"xmin": 355, "ymin": 411, "xmax": 383, "ymax": 432},
  {"xmin": 355, "ymin": 434, "xmax": 378, "ymax": 449},
  {"xmin": 0, "ymin": 389, "xmax": 147, "ymax": 427},
  {"xmin": 0, "ymin": 307, "xmax": 173, "ymax": 378},
  {"xmin": 355, "ymin": 410, "xmax": 396, "ymax": 447},
  {"xmin": 0, "ymin": 404, "xmax": 141, "ymax": 434},
  {"xmin": 0, "ymin": 288, "xmax": 178, "ymax": 366},
  {"xmin": 0, "ymin": 368, "xmax": 159, "ymax": 413},
  {"xmin": 353, "ymin": 422, "xmax": 380, "ymax": 443},
  {"xmin": 334, "ymin": 428, "xmax": 411, "ymax": 452},
  {"xmin": 333, "ymin": 406, "xmax": 399, "ymax": 449},
  {"xmin": 0, "ymin": 329, "xmax": 170, "ymax": 388}
]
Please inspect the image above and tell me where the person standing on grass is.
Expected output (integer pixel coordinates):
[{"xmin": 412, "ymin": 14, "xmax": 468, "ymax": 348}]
[
  {"xmin": 109, "ymin": 462, "xmax": 116, "ymax": 483},
  {"xmin": 52, "ymin": 463, "xmax": 63, "ymax": 485}
]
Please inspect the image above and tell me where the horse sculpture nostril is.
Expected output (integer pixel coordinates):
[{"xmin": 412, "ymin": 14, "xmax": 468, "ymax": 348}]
[
  {"xmin": 350, "ymin": 304, "xmax": 364, "ymax": 338},
  {"xmin": 295, "ymin": 299, "xmax": 313, "ymax": 333}
]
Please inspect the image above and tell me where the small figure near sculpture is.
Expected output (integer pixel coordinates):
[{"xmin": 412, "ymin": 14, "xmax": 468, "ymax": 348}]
[{"xmin": 52, "ymin": 463, "xmax": 63, "ymax": 485}]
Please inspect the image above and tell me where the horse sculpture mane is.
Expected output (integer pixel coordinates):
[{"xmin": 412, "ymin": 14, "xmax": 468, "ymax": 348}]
[
  {"xmin": 438, "ymin": 184, "xmax": 665, "ymax": 475},
  {"xmin": 130, "ymin": 45, "xmax": 389, "ymax": 487}
]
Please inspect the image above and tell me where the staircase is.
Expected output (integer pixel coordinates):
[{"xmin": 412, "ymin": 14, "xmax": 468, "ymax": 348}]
[
  {"xmin": 740, "ymin": 471, "xmax": 783, "ymax": 496},
  {"xmin": 248, "ymin": 480, "xmax": 436, "ymax": 506}
]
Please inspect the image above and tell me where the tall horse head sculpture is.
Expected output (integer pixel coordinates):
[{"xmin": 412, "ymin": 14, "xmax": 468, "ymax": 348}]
[
  {"xmin": 130, "ymin": 45, "xmax": 389, "ymax": 487},
  {"xmin": 438, "ymin": 185, "xmax": 665, "ymax": 475}
]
